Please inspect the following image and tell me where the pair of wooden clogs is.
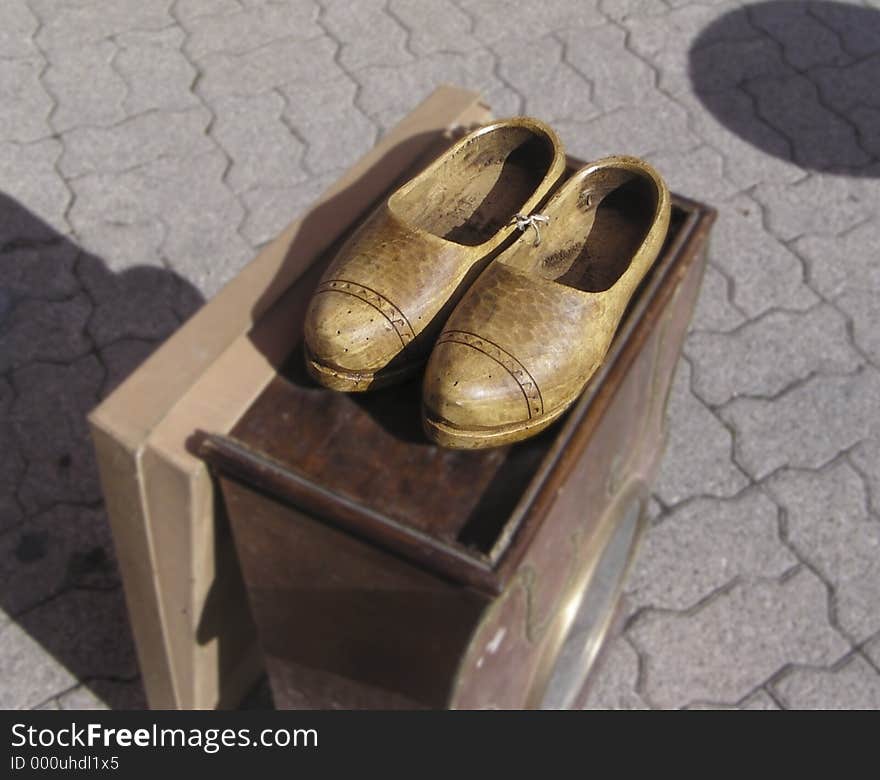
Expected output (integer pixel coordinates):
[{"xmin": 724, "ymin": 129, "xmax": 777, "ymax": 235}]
[{"xmin": 304, "ymin": 118, "xmax": 670, "ymax": 449}]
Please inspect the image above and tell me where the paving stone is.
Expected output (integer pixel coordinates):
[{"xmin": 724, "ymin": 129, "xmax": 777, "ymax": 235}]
[
  {"xmin": 355, "ymin": 49, "xmax": 502, "ymax": 130},
  {"xmin": 57, "ymin": 679, "xmax": 148, "ymax": 711},
  {"xmin": 0, "ymin": 413, "xmax": 26, "ymax": 534},
  {"xmin": 622, "ymin": 4, "xmax": 762, "ymax": 96},
  {"xmin": 0, "ymin": 242, "xmax": 81, "ymax": 303},
  {"xmin": 492, "ymin": 34, "xmax": 601, "ymax": 124},
  {"xmin": 794, "ymin": 219, "xmax": 880, "ymax": 300},
  {"xmin": 196, "ymin": 35, "xmax": 339, "ymax": 101},
  {"xmin": 0, "ymin": 58, "xmax": 53, "ymax": 144},
  {"xmin": 10, "ymin": 356, "xmax": 102, "ymax": 465},
  {"xmin": 558, "ymin": 93, "xmax": 698, "ymax": 160},
  {"xmin": 281, "ymin": 77, "xmax": 378, "ymax": 175},
  {"xmin": 212, "ymin": 92, "xmax": 307, "ymax": 194},
  {"xmin": 558, "ymin": 23, "xmax": 654, "ymax": 113},
  {"xmin": 113, "ymin": 28, "xmax": 201, "ymax": 115},
  {"xmin": 31, "ymin": 0, "xmax": 174, "ymax": 50},
  {"xmin": 689, "ymin": 264, "xmax": 746, "ymax": 334},
  {"xmin": 764, "ymin": 461, "xmax": 880, "ymax": 642},
  {"xmin": 10, "ymin": 355, "xmax": 103, "ymax": 515},
  {"xmin": 748, "ymin": 0, "xmax": 849, "ymax": 70},
  {"xmin": 822, "ymin": 291, "xmax": 880, "ymax": 370},
  {"xmin": 0, "ymin": 506, "xmax": 117, "ymax": 617},
  {"xmin": 808, "ymin": 2, "xmax": 880, "ymax": 59},
  {"xmin": 0, "ymin": 617, "xmax": 77, "ymax": 709},
  {"xmin": 654, "ymin": 360, "xmax": 749, "ymax": 506},
  {"xmin": 68, "ymin": 151, "xmax": 251, "ymax": 297},
  {"xmin": 146, "ymin": 152, "xmax": 252, "ymax": 296},
  {"xmin": 99, "ymin": 339, "xmax": 160, "ymax": 397},
  {"xmin": 685, "ymin": 303, "xmax": 862, "ymax": 406},
  {"xmin": 0, "ymin": 139, "xmax": 71, "ymax": 244},
  {"xmin": 79, "ymin": 238, "xmax": 179, "ymax": 348},
  {"xmin": 388, "ymin": 0, "xmax": 483, "ymax": 56},
  {"xmin": 773, "ymin": 655, "xmax": 880, "ymax": 710},
  {"xmin": 738, "ymin": 690, "xmax": 781, "ymax": 710},
  {"xmin": 320, "ymin": 0, "xmax": 412, "ymax": 70},
  {"xmin": 849, "ymin": 437, "xmax": 880, "ymax": 518},
  {"xmin": 686, "ymin": 689, "xmax": 781, "ymax": 710},
  {"xmin": 752, "ymin": 174, "xmax": 875, "ymax": 242},
  {"xmin": 672, "ymin": 87, "xmax": 805, "ymax": 191},
  {"xmin": 479, "ymin": 79, "xmax": 525, "ymax": 120},
  {"xmin": 172, "ymin": 273, "xmax": 205, "ymax": 323},
  {"xmin": 580, "ymin": 636, "xmax": 647, "ymax": 710},
  {"xmin": 16, "ymin": 588, "xmax": 139, "ymax": 681},
  {"xmin": 53, "ymin": 684, "xmax": 109, "ymax": 710},
  {"xmin": 720, "ymin": 367, "xmax": 880, "ymax": 480},
  {"xmin": 238, "ymin": 172, "xmax": 339, "ymax": 248},
  {"xmin": 601, "ymin": 0, "xmax": 670, "ymax": 19},
  {"xmin": 455, "ymin": 0, "xmax": 604, "ymax": 44},
  {"xmin": 175, "ymin": 0, "xmax": 242, "ymax": 22},
  {"xmin": 0, "ymin": 0, "xmax": 40, "ymax": 59},
  {"xmin": 811, "ymin": 54, "xmax": 880, "ymax": 117},
  {"xmin": 42, "ymin": 41, "xmax": 128, "ymax": 133},
  {"xmin": 708, "ymin": 194, "xmax": 818, "ymax": 318},
  {"xmin": 0, "ymin": 377, "xmax": 10, "ymax": 415},
  {"xmin": 183, "ymin": 0, "xmax": 320, "ymax": 61},
  {"xmin": 627, "ymin": 488, "xmax": 796, "ymax": 612},
  {"xmin": 629, "ymin": 568, "xmax": 850, "ymax": 709},
  {"xmin": 0, "ymin": 294, "xmax": 93, "ymax": 374},
  {"xmin": 59, "ymin": 107, "xmax": 213, "ymax": 178},
  {"xmin": 793, "ymin": 220, "xmax": 880, "ymax": 365},
  {"xmin": 851, "ymin": 105, "xmax": 880, "ymax": 159},
  {"xmin": 68, "ymin": 206, "xmax": 167, "ymax": 278},
  {"xmin": 865, "ymin": 636, "xmax": 880, "ymax": 669},
  {"xmin": 17, "ymin": 449, "xmax": 102, "ymax": 517},
  {"xmin": 644, "ymin": 144, "xmax": 739, "ymax": 206},
  {"xmin": 691, "ymin": 36, "xmax": 791, "ymax": 94},
  {"xmin": 746, "ymin": 74, "xmax": 871, "ymax": 173}
]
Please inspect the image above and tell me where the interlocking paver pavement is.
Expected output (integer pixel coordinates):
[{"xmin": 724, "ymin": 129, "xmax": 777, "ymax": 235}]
[
  {"xmin": 773, "ymin": 654, "xmax": 880, "ymax": 709},
  {"xmin": 1, "ymin": 0, "xmax": 878, "ymax": 710}
]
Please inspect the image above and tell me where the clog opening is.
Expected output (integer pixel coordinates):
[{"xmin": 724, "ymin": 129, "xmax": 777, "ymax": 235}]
[
  {"xmin": 396, "ymin": 124, "xmax": 557, "ymax": 246},
  {"xmin": 557, "ymin": 172, "xmax": 659, "ymax": 293}
]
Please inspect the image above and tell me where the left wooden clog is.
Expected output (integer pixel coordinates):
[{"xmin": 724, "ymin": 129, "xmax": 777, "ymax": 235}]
[{"xmin": 304, "ymin": 118, "xmax": 567, "ymax": 391}]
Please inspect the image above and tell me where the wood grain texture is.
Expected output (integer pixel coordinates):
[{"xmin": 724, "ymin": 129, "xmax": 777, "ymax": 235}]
[
  {"xmin": 303, "ymin": 118, "xmax": 567, "ymax": 391},
  {"xmin": 423, "ymin": 156, "xmax": 672, "ymax": 449}
]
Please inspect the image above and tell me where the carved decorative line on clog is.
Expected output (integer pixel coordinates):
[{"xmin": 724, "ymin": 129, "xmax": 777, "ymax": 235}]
[
  {"xmin": 315, "ymin": 279, "xmax": 417, "ymax": 348},
  {"xmin": 437, "ymin": 329, "xmax": 544, "ymax": 418}
]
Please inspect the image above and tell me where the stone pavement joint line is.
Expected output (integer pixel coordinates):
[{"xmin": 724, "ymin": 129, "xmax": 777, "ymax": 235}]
[{"xmin": 1, "ymin": 0, "xmax": 879, "ymax": 709}]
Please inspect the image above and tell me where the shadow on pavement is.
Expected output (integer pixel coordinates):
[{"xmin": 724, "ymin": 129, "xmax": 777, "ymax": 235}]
[
  {"xmin": 0, "ymin": 193, "xmax": 204, "ymax": 709},
  {"xmin": 690, "ymin": 0, "xmax": 880, "ymax": 177}
]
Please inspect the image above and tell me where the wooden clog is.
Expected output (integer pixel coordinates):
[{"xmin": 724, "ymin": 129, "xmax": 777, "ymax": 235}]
[
  {"xmin": 422, "ymin": 155, "xmax": 671, "ymax": 449},
  {"xmin": 304, "ymin": 118, "xmax": 566, "ymax": 391}
]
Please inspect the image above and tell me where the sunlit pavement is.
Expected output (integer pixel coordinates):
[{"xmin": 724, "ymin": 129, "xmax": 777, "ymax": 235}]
[{"xmin": 1, "ymin": 0, "xmax": 879, "ymax": 710}]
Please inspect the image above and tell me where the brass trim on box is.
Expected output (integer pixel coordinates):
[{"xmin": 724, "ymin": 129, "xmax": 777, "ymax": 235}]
[{"xmin": 524, "ymin": 481, "xmax": 649, "ymax": 709}]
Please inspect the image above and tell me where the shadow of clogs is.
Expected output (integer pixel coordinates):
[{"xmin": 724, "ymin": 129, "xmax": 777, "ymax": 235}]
[{"xmin": 690, "ymin": 0, "xmax": 880, "ymax": 177}]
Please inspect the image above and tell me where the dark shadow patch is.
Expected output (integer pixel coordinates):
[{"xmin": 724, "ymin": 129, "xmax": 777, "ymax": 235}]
[
  {"xmin": 689, "ymin": 0, "xmax": 880, "ymax": 176},
  {"xmin": 0, "ymin": 193, "xmax": 204, "ymax": 709}
]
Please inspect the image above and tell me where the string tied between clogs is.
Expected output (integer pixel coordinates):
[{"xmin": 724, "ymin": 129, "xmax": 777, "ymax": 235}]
[{"xmin": 512, "ymin": 213, "xmax": 549, "ymax": 246}]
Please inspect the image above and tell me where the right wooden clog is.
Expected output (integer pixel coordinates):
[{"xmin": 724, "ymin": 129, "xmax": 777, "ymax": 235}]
[{"xmin": 422, "ymin": 155, "xmax": 672, "ymax": 449}]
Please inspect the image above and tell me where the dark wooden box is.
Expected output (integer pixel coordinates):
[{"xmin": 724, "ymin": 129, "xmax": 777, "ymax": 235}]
[{"xmin": 201, "ymin": 142, "xmax": 715, "ymax": 709}]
